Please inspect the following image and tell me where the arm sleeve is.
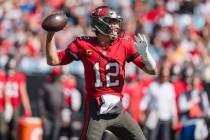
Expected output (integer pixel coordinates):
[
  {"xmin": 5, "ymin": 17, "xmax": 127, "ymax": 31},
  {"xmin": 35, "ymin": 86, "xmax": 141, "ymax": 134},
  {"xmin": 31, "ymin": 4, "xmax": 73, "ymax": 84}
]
[
  {"xmin": 132, "ymin": 56, "xmax": 146, "ymax": 69},
  {"xmin": 57, "ymin": 39, "xmax": 80, "ymax": 65},
  {"xmin": 126, "ymin": 37, "xmax": 145, "ymax": 69}
]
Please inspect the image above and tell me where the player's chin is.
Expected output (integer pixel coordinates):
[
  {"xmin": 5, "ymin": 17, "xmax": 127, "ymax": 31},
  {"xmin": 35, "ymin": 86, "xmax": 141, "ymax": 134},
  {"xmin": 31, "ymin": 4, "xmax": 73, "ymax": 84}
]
[
  {"xmin": 110, "ymin": 32, "xmax": 119, "ymax": 40},
  {"xmin": 110, "ymin": 35, "xmax": 118, "ymax": 40}
]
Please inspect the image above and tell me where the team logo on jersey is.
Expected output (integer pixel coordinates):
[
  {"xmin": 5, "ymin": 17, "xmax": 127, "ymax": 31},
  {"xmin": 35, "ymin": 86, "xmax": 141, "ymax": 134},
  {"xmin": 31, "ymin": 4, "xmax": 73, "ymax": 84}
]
[{"xmin": 85, "ymin": 50, "xmax": 92, "ymax": 57}]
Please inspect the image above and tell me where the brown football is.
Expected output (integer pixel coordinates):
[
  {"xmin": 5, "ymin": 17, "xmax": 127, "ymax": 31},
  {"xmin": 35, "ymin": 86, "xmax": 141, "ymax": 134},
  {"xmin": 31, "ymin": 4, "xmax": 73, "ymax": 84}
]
[{"xmin": 42, "ymin": 13, "xmax": 68, "ymax": 32}]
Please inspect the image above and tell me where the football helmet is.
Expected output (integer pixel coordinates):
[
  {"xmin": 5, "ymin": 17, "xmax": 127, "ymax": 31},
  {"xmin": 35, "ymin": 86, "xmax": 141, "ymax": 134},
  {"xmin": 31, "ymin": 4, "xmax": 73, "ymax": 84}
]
[{"xmin": 90, "ymin": 6, "xmax": 122, "ymax": 38}]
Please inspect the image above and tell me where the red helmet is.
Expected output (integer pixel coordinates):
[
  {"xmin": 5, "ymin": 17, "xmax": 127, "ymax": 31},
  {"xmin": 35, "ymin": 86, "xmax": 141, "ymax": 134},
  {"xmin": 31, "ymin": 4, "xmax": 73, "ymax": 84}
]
[{"xmin": 90, "ymin": 6, "xmax": 122, "ymax": 38}]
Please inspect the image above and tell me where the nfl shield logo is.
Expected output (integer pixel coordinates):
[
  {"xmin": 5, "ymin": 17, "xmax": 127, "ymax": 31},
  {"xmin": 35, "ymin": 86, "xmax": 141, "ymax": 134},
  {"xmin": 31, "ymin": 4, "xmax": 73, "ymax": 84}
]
[{"xmin": 85, "ymin": 50, "xmax": 92, "ymax": 57}]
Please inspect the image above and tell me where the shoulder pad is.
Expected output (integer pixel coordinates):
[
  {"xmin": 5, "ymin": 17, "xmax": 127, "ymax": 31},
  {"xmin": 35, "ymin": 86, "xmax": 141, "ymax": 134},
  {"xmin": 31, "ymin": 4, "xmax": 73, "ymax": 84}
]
[
  {"xmin": 120, "ymin": 36, "xmax": 134, "ymax": 42},
  {"xmin": 66, "ymin": 36, "xmax": 91, "ymax": 45},
  {"xmin": 120, "ymin": 35, "xmax": 134, "ymax": 44},
  {"xmin": 120, "ymin": 36, "xmax": 131, "ymax": 40}
]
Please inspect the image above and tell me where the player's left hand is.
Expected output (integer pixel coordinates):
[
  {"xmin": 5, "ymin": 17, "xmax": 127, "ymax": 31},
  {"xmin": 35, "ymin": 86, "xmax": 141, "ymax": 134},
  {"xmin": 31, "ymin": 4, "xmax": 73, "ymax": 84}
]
[
  {"xmin": 134, "ymin": 33, "xmax": 156, "ymax": 71},
  {"xmin": 134, "ymin": 33, "xmax": 149, "ymax": 57}
]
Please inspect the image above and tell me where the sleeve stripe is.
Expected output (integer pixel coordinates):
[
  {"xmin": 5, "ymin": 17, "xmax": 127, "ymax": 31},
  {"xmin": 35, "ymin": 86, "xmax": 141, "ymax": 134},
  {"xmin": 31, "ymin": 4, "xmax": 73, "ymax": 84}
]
[
  {"xmin": 67, "ymin": 48, "xmax": 80, "ymax": 61},
  {"xmin": 127, "ymin": 52, "xmax": 140, "ymax": 62}
]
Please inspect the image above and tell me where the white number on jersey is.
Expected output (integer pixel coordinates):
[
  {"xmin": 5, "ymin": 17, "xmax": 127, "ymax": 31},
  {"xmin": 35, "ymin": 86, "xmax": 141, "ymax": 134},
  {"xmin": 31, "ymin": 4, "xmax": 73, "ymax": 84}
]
[
  {"xmin": 5, "ymin": 82, "xmax": 19, "ymax": 97},
  {"xmin": 93, "ymin": 62, "xmax": 120, "ymax": 87}
]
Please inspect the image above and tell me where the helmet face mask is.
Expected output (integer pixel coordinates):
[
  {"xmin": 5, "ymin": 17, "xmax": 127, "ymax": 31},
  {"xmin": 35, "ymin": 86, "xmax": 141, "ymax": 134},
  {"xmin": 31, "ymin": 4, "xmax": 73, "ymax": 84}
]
[{"xmin": 90, "ymin": 6, "xmax": 122, "ymax": 39}]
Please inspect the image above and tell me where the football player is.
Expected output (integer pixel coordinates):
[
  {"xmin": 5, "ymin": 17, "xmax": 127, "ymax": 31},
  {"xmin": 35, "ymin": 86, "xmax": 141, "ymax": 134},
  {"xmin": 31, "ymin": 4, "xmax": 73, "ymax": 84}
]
[
  {"xmin": 4, "ymin": 56, "xmax": 32, "ymax": 140},
  {"xmin": 0, "ymin": 67, "xmax": 7, "ymax": 140},
  {"xmin": 45, "ymin": 5, "xmax": 157, "ymax": 140}
]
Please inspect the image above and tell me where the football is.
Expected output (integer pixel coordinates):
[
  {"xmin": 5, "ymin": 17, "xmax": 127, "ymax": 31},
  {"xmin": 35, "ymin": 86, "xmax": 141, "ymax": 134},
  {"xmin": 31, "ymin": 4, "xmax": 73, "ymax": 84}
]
[{"xmin": 42, "ymin": 13, "xmax": 68, "ymax": 32}]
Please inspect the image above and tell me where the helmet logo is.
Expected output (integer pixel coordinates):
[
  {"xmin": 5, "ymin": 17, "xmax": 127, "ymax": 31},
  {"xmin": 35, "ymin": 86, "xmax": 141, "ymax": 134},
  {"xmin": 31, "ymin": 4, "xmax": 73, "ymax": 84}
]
[
  {"xmin": 92, "ymin": 7, "xmax": 109, "ymax": 16},
  {"xmin": 96, "ymin": 9, "xmax": 103, "ymax": 15}
]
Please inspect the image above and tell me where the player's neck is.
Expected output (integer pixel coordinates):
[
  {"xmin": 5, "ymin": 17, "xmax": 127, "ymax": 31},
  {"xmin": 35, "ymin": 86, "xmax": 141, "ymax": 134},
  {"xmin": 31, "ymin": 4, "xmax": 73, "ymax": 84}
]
[{"xmin": 96, "ymin": 34, "xmax": 112, "ymax": 47}]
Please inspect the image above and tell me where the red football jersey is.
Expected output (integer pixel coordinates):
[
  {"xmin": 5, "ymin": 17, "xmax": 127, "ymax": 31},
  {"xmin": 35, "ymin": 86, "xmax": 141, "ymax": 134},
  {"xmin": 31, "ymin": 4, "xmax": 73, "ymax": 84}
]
[
  {"xmin": 58, "ymin": 36, "xmax": 145, "ymax": 99},
  {"xmin": 5, "ymin": 72, "xmax": 26, "ymax": 109},
  {"xmin": 0, "ymin": 70, "xmax": 6, "ymax": 111}
]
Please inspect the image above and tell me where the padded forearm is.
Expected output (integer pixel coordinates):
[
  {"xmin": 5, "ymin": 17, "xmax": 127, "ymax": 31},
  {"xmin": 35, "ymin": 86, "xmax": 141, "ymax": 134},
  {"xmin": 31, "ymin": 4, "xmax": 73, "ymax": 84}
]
[{"xmin": 141, "ymin": 50, "xmax": 156, "ymax": 71}]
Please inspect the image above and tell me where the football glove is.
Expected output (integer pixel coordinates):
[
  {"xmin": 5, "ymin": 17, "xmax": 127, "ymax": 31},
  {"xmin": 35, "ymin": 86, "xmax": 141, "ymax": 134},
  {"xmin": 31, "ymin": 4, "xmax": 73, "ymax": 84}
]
[{"xmin": 135, "ymin": 33, "xmax": 156, "ymax": 71}]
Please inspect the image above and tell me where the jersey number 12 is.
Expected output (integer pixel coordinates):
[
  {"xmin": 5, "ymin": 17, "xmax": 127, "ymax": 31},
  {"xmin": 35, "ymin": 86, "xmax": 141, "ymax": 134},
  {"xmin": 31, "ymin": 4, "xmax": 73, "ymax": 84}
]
[{"xmin": 93, "ymin": 62, "xmax": 120, "ymax": 87}]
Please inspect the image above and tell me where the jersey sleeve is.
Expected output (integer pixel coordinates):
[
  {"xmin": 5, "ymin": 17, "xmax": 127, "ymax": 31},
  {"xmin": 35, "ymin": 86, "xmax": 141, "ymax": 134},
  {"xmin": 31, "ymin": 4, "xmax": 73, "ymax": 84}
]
[
  {"xmin": 57, "ymin": 38, "xmax": 80, "ymax": 65},
  {"xmin": 126, "ymin": 36, "xmax": 139, "ymax": 62},
  {"xmin": 126, "ymin": 36, "xmax": 145, "ymax": 69}
]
